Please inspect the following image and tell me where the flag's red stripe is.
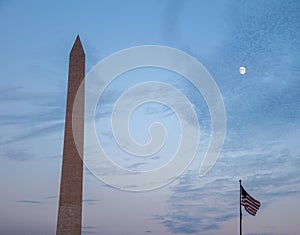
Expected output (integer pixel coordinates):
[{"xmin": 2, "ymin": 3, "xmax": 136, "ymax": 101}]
[
  {"xmin": 242, "ymin": 194, "xmax": 261, "ymax": 208},
  {"xmin": 245, "ymin": 207, "xmax": 255, "ymax": 215},
  {"xmin": 243, "ymin": 203, "xmax": 258, "ymax": 213},
  {"xmin": 242, "ymin": 199, "xmax": 260, "ymax": 210},
  {"xmin": 245, "ymin": 206, "xmax": 257, "ymax": 216},
  {"xmin": 245, "ymin": 195, "xmax": 260, "ymax": 207},
  {"xmin": 242, "ymin": 195, "xmax": 260, "ymax": 207},
  {"xmin": 242, "ymin": 201, "xmax": 259, "ymax": 212}
]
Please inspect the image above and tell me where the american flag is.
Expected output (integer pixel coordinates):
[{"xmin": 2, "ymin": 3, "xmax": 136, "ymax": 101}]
[{"xmin": 241, "ymin": 185, "xmax": 261, "ymax": 216}]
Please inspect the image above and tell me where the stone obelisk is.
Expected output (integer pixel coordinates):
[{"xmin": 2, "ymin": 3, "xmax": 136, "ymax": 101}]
[{"xmin": 56, "ymin": 35, "xmax": 85, "ymax": 235}]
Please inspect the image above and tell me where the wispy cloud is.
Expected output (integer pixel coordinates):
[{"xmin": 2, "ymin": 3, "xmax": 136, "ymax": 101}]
[
  {"xmin": 0, "ymin": 85, "xmax": 23, "ymax": 94},
  {"xmin": 4, "ymin": 121, "xmax": 63, "ymax": 144},
  {"xmin": 43, "ymin": 195, "xmax": 58, "ymax": 200},
  {"xmin": 82, "ymin": 225, "xmax": 97, "ymax": 234},
  {"xmin": 161, "ymin": 0, "xmax": 185, "ymax": 44},
  {"xmin": 16, "ymin": 200, "xmax": 43, "ymax": 204},
  {"xmin": 0, "ymin": 83, "xmax": 66, "ymax": 143},
  {"xmin": 1, "ymin": 148, "xmax": 34, "ymax": 161},
  {"xmin": 83, "ymin": 199, "xmax": 99, "ymax": 206}
]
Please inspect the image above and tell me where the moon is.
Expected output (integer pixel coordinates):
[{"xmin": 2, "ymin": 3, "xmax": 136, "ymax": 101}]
[{"xmin": 239, "ymin": 66, "xmax": 246, "ymax": 75}]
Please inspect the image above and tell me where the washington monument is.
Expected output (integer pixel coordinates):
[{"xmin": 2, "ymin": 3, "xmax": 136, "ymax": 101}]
[{"xmin": 56, "ymin": 36, "xmax": 85, "ymax": 235}]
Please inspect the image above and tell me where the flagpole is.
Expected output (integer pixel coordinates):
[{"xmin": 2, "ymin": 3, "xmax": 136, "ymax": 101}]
[{"xmin": 239, "ymin": 180, "xmax": 242, "ymax": 235}]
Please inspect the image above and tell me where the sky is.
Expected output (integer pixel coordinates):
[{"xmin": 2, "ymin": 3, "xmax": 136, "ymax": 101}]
[{"xmin": 0, "ymin": 0, "xmax": 300, "ymax": 234}]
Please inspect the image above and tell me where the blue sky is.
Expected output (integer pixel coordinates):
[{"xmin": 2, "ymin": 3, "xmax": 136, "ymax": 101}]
[{"xmin": 0, "ymin": 0, "xmax": 300, "ymax": 234}]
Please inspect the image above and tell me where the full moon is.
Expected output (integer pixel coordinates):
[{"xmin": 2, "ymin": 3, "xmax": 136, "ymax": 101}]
[{"xmin": 239, "ymin": 66, "xmax": 246, "ymax": 75}]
